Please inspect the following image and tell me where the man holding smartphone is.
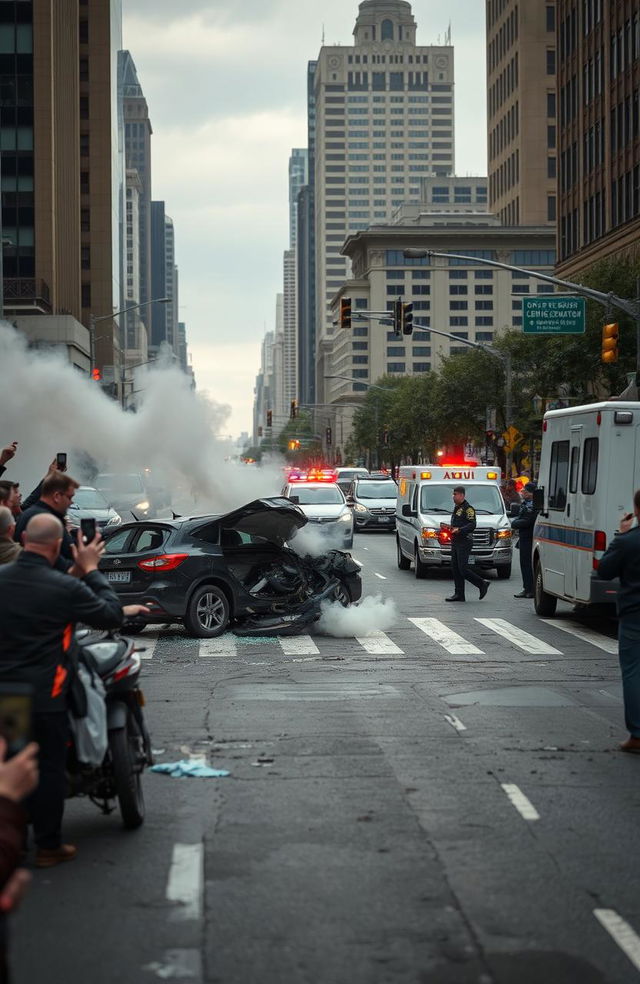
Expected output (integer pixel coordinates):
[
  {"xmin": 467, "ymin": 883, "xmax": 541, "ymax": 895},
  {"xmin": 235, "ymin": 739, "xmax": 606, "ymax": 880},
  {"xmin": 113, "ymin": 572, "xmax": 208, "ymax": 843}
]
[
  {"xmin": 598, "ymin": 491, "xmax": 640, "ymax": 753},
  {"xmin": 0, "ymin": 513, "xmax": 147, "ymax": 866},
  {"xmin": 13, "ymin": 471, "xmax": 79, "ymax": 566}
]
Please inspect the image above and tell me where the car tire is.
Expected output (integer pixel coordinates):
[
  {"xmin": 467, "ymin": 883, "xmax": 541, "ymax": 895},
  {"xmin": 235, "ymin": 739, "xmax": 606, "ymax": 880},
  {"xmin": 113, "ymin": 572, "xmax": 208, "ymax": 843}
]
[
  {"xmin": 397, "ymin": 537, "xmax": 411, "ymax": 570},
  {"xmin": 496, "ymin": 564, "xmax": 512, "ymax": 580},
  {"xmin": 184, "ymin": 584, "xmax": 230, "ymax": 638},
  {"xmin": 414, "ymin": 543, "xmax": 428, "ymax": 579},
  {"xmin": 534, "ymin": 560, "xmax": 557, "ymax": 617}
]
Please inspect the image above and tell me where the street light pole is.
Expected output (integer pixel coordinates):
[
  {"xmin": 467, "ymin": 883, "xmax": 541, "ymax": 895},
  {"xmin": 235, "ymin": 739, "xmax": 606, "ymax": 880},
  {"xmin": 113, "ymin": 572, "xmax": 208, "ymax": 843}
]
[{"xmin": 90, "ymin": 296, "xmax": 169, "ymax": 376}]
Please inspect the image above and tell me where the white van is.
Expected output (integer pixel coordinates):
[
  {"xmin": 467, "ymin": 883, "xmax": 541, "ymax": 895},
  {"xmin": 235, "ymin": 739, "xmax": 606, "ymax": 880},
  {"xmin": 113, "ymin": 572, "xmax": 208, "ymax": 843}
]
[
  {"xmin": 395, "ymin": 464, "xmax": 513, "ymax": 579},
  {"xmin": 532, "ymin": 400, "xmax": 636, "ymax": 615}
]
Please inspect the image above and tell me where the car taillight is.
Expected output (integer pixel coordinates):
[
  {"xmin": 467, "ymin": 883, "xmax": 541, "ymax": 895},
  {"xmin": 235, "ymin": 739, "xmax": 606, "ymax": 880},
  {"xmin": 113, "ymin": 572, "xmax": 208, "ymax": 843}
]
[
  {"xmin": 594, "ymin": 531, "xmax": 607, "ymax": 552},
  {"xmin": 137, "ymin": 553, "xmax": 188, "ymax": 571}
]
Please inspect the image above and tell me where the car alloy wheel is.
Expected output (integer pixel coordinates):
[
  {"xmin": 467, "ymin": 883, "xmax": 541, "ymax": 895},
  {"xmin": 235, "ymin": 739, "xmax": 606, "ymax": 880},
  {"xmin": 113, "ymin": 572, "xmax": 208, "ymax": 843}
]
[
  {"xmin": 197, "ymin": 592, "xmax": 226, "ymax": 630},
  {"xmin": 185, "ymin": 584, "xmax": 230, "ymax": 638}
]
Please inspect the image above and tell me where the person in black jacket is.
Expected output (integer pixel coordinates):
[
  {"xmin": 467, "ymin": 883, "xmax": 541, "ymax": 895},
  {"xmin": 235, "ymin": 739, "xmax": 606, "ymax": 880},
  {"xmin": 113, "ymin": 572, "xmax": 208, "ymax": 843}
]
[
  {"xmin": 13, "ymin": 470, "xmax": 79, "ymax": 567},
  {"xmin": 0, "ymin": 513, "xmax": 146, "ymax": 866},
  {"xmin": 446, "ymin": 486, "xmax": 490, "ymax": 603},
  {"xmin": 598, "ymin": 490, "xmax": 640, "ymax": 753},
  {"xmin": 511, "ymin": 481, "xmax": 538, "ymax": 598}
]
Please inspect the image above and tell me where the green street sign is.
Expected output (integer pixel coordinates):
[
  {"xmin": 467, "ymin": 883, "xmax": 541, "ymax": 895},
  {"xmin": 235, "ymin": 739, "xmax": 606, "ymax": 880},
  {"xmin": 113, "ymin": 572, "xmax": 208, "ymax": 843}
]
[{"xmin": 521, "ymin": 296, "xmax": 586, "ymax": 335}]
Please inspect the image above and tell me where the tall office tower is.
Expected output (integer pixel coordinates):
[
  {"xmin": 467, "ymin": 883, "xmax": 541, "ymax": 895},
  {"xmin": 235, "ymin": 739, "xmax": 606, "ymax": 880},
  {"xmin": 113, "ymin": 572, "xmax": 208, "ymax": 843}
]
[
  {"xmin": 314, "ymin": 0, "xmax": 454, "ymax": 401},
  {"xmin": 289, "ymin": 149, "xmax": 309, "ymax": 248},
  {"xmin": 556, "ymin": 1, "xmax": 640, "ymax": 277},
  {"xmin": 297, "ymin": 61, "xmax": 317, "ymax": 407},
  {"xmin": 79, "ymin": 0, "xmax": 125, "ymax": 379},
  {"xmin": 123, "ymin": 168, "xmax": 145, "ymax": 361},
  {"xmin": 165, "ymin": 215, "xmax": 178, "ymax": 353},
  {"xmin": 120, "ymin": 50, "xmax": 153, "ymax": 350},
  {"xmin": 282, "ymin": 149, "xmax": 309, "ymax": 408},
  {"xmin": 486, "ymin": 0, "xmax": 558, "ymax": 226}
]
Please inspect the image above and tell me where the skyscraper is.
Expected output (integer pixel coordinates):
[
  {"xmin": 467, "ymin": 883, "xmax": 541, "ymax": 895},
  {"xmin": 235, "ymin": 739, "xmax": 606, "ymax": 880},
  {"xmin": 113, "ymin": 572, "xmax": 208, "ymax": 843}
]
[
  {"xmin": 486, "ymin": 1, "xmax": 558, "ymax": 226},
  {"xmin": 282, "ymin": 148, "xmax": 308, "ymax": 409},
  {"xmin": 556, "ymin": 0, "xmax": 640, "ymax": 277},
  {"xmin": 297, "ymin": 61, "xmax": 318, "ymax": 407},
  {"xmin": 313, "ymin": 0, "xmax": 454, "ymax": 401},
  {"xmin": 289, "ymin": 149, "xmax": 308, "ymax": 249}
]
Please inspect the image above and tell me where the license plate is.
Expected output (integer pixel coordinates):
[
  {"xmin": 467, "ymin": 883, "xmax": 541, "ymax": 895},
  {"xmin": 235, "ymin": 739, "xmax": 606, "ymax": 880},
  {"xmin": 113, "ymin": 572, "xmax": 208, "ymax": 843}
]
[
  {"xmin": 107, "ymin": 571, "xmax": 131, "ymax": 583},
  {"xmin": 377, "ymin": 516, "xmax": 391, "ymax": 523}
]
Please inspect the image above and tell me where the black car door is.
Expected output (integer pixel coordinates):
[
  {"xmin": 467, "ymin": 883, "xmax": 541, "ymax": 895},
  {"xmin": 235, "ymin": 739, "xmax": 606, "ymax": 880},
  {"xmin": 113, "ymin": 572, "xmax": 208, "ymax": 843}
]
[{"xmin": 100, "ymin": 525, "xmax": 172, "ymax": 594}]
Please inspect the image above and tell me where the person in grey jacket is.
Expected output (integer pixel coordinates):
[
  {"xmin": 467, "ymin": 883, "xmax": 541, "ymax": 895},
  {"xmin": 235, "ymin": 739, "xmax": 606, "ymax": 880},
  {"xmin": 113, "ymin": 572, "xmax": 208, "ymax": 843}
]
[
  {"xmin": 0, "ymin": 509, "xmax": 20, "ymax": 566},
  {"xmin": 598, "ymin": 489, "xmax": 640, "ymax": 753}
]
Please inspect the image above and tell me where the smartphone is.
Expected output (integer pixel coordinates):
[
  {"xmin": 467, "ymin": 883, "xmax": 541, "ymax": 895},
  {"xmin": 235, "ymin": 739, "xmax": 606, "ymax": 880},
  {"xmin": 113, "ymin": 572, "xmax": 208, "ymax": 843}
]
[
  {"xmin": 56, "ymin": 452, "xmax": 67, "ymax": 470},
  {"xmin": 80, "ymin": 517, "xmax": 96, "ymax": 543},
  {"xmin": 0, "ymin": 684, "xmax": 33, "ymax": 758}
]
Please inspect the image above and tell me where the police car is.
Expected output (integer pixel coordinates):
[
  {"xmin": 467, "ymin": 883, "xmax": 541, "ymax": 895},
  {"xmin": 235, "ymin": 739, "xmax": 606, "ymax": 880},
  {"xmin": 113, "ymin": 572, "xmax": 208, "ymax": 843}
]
[
  {"xmin": 395, "ymin": 463, "xmax": 513, "ymax": 578},
  {"xmin": 281, "ymin": 469, "xmax": 354, "ymax": 550}
]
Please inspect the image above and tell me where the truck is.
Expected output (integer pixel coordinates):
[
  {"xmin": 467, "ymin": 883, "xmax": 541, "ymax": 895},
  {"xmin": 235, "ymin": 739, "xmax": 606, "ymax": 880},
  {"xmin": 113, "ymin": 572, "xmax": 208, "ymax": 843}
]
[
  {"xmin": 532, "ymin": 400, "xmax": 636, "ymax": 616},
  {"xmin": 395, "ymin": 464, "xmax": 514, "ymax": 579}
]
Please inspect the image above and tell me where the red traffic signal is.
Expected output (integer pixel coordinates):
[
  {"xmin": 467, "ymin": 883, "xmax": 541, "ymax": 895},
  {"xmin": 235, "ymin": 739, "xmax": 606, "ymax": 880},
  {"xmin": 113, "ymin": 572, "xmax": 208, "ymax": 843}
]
[{"xmin": 91, "ymin": 368, "xmax": 102, "ymax": 381}]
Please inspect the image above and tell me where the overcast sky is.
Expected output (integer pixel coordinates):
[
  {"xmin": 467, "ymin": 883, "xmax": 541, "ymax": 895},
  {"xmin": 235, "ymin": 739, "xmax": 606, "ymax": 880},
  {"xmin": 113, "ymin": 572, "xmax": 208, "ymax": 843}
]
[{"xmin": 123, "ymin": 0, "xmax": 487, "ymax": 437}]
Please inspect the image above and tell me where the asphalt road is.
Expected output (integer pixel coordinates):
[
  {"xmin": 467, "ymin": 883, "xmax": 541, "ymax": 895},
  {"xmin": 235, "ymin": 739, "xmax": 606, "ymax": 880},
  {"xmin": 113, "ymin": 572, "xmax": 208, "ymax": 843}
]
[{"xmin": 13, "ymin": 531, "xmax": 640, "ymax": 984}]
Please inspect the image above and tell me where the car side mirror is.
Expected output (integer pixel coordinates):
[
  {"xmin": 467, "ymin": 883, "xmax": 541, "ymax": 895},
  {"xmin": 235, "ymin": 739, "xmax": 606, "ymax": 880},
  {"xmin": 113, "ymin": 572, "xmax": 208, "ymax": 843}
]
[
  {"xmin": 402, "ymin": 503, "xmax": 415, "ymax": 518},
  {"xmin": 533, "ymin": 488, "xmax": 544, "ymax": 511},
  {"xmin": 290, "ymin": 494, "xmax": 300, "ymax": 504},
  {"xmin": 510, "ymin": 502, "xmax": 521, "ymax": 517}
]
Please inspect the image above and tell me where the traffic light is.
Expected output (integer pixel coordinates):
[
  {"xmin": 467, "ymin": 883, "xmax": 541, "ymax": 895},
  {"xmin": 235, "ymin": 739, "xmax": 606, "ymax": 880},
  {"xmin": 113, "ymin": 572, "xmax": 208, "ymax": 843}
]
[
  {"xmin": 90, "ymin": 368, "xmax": 102, "ymax": 381},
  {"xmin": 266, "ymin": 409, "xmax": 273, "ymax": 428},
  {"xmin": 402, "ymin": 302, "xmax": 414, "ymax": 336},
  {"xmin": 290, "ymin": 400, "xmax": 298, "ymax": 419},
  {"xmin": 393, "ymin": 298, "xmax": 403, "ymax": 337},
  {"xmin": 339, "ymin": 297, "xmax": 352, "ymax": 331},
  {"xmin": 326, "ymin": 426, "xmax": 332, "ymax": 446},
  {"xmin": 601, "ymin": 322, "xmax": 619, "ymax": 363}
]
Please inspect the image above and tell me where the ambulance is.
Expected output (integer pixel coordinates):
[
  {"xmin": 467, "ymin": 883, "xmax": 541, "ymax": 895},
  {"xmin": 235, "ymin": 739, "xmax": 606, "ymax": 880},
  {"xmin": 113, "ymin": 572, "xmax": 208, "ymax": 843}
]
[
  {"xmin": 532, "ymin": 400, "xmax": 637, "ymax": 616},
  {"xmin": 395, "ymin": 464, "xmax": 513, "ymax": 578}
]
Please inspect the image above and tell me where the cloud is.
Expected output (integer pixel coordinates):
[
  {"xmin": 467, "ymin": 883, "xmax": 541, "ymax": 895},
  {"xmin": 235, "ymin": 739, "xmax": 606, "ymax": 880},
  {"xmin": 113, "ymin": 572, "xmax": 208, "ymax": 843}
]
[{"xmin": 123, "ymin": 0, "xmax": 488, "ymax": 436}]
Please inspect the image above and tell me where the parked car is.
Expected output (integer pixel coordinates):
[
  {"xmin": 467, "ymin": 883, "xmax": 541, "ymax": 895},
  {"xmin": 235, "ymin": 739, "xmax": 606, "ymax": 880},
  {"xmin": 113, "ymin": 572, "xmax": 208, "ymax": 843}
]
[
  {"xmin": 281, "ymin": 477, "xmax": 354, "ymax": 550},
  {"xmin": 67, "ymin": 486, "xmax": 122, "ymax": 533},
  {"xmin": 348, "ymin": 475, "xmax": 398, "ymax": 532},
  {"xmin": 99, "ymin": 497, "xmax": 362, "ymax": 638},
  {"xmin": 95, "ymin": 472, "xmax": 157, "ymax": 520},
  {"xmin": 334, "ymin": 467, "xmax": 369, "ymax": 494}
]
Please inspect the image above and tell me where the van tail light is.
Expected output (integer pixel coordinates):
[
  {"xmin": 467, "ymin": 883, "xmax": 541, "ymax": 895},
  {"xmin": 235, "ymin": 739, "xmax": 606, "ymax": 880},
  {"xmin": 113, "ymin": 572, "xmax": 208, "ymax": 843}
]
[
  {"xmin": 138, "ymin": 553, "xmax": 189, "ymax": 571},
  {"xmin": 594, "ymin": 531, "xmax": 607, "ymax": 552}
]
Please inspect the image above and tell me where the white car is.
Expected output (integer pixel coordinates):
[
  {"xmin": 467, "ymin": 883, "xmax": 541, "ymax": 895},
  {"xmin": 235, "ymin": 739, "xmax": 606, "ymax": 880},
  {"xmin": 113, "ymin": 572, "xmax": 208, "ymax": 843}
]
[{"xmin": 281, "ymin": 479, "xmax": 354, "ymax": 550}]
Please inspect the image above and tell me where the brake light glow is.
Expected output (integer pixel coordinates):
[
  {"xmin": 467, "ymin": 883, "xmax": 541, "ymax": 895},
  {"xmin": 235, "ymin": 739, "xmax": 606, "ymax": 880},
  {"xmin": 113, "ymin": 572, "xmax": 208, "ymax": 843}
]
[
  {"xmin": 137, "ymin": 553, "xmax": 189, "ymax": 571},
  {"xmin": 594, "ymin": 530, "xmax": 607, "ymax": 552},
  {"xmin": 437, "ymin": 527, "xmax": 452, "ymax": 544},
  {"xmin": 114, "ymin": 664, "xmax": 133, "ymax": 682}
]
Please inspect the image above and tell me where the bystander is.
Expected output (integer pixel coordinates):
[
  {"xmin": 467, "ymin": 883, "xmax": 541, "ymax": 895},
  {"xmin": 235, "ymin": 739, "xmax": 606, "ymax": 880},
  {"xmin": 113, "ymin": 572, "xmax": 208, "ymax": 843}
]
[{"xmin": 0, "ymin": 508, "xmax": 20, "ymax": 565}]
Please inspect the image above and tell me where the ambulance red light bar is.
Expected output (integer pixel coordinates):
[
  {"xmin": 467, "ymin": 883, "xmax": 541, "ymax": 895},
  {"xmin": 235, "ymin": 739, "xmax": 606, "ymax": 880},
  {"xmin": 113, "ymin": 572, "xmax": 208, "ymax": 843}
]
[{"xmin": 439, "ymin": 461, "xmax": 478, "ymax": 468}]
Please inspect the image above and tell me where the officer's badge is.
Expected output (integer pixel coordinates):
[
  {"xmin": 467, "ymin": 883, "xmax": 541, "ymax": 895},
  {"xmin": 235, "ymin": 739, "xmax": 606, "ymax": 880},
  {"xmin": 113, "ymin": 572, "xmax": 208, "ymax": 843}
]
[{"xmin": 466, "ymin": 508, "xmax": 475, "ymax": 518}]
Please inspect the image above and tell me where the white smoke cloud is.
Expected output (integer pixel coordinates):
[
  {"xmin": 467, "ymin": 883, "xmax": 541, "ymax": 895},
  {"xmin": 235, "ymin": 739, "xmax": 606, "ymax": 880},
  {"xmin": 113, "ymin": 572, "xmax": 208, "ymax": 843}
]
[
  {"xmin": 289, "ymin": 524, "xmax": 348, "ymax": 558},
  {"xmin": 316, "ymin": 594, "xmax": 398, "ymax": 638},
  {"xmin": 0, "ymin": 324, "xmax": 282, "ymax": 511}
]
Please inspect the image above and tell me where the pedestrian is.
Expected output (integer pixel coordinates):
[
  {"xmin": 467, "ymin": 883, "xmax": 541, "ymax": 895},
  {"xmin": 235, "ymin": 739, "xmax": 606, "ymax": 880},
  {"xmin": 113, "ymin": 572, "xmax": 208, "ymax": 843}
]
[
  {"xmin": 445, "ymin": 486, "xmax": 490, "ymax": 603},
  {"xmin": 511, "ymin": 481, "xmax": 538, "ymax": 598},
  {"xmin": 13, "ymin": 470, "xmax": 79, "ymax": 565},
  {"xmin": 0, "ymin": 508, "xmax": 20, "ymax": 565},
  {"xmin": 0, "ymin": 513, "xmax": 147, "ymax": 866},
  {"xmin": 598, "ymin": 491, "xmax": 640, "ymax": 753}
]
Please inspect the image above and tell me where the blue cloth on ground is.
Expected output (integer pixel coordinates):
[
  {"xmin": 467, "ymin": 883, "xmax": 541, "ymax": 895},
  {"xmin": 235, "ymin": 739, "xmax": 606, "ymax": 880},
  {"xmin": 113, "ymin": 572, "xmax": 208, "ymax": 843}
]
[{"xmin": 150, "ymin": 760, "xmax": 230, "ymax": 778}]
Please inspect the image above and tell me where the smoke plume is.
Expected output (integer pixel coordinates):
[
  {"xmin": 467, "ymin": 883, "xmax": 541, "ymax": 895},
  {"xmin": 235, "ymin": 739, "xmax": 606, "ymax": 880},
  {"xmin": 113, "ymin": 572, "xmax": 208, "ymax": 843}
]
[{"xmin": 316, "ymin": 594, "xmax": 398, "ymax": 637}]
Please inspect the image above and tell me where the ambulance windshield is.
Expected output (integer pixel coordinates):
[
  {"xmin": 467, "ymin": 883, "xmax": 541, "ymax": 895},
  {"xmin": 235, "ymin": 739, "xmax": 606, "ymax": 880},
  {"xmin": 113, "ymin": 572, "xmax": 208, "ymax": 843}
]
[{"xmin": 420, "ymin": 484, "xmax": 504, "ymax": 515}]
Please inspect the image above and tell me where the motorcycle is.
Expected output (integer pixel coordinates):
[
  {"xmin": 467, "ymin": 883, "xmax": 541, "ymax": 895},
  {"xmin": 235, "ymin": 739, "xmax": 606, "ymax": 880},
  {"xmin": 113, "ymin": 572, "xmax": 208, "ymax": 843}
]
[{"xmin": 68, "ymin": 629, "xmax": 153, "ymax": 829}]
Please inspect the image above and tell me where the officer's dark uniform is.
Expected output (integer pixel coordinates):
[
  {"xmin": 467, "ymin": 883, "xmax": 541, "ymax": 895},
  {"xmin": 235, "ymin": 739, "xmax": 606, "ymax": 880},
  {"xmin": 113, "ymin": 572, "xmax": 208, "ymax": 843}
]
[{"xmin": 447, "ymin": 496, "xmax": 489, "ymax": 601}]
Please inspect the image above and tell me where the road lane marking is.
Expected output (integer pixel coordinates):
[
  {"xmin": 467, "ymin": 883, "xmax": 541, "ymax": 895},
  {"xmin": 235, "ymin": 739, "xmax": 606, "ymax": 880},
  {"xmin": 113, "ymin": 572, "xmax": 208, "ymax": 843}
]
[
  {"xmin": 444, "ymin": 714, "xmax": 467, "ymax": 732},
  {"xmin": 594, "ymin": 909, "xmax": 640, "ymax": 972},
  {"xmin": 355, "ymin": 631, "xmax": 404, "ymax": 655},
  {"xmin": 410, "ymin": 618, "xmax": 484, "ymax": 656},
  {"xmin": 166, "ymin": 843, "xmax": 204, "ymax": 921},
  {"xmin": 199, "ymin": 635, "xmax": 237, "ymax": 658},
  {"xmin": 374, "ymin": 572, "xmax": 387, "ymax": 580},
  {"xmin": 352, "ymin": 557, "xmax": 363, "ymax": 567},
  {"xmin": 501, "ymin": 783, "xmax": 540, "ymax": 821},
  {"xmin": 279, "ymin": 635, "xmax": 320, "ymax": 656},
  {"xmin": 475, "ymin": 618, "xmax": 562, "ymax": 655},
  {"xmin": 546, "ymin": 619, "xmax": 618, "ymax": 654},
  {"xmin": 136, "ymin": 635, "xmax": 158, "ymax": 660}
]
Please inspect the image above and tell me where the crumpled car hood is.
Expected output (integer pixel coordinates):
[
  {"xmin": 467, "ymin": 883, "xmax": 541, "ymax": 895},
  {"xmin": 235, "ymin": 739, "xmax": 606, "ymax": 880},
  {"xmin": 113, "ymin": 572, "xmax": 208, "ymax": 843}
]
[{"xmin": 220, "ymin": 497, "xmax": 307, "ymax": 547}]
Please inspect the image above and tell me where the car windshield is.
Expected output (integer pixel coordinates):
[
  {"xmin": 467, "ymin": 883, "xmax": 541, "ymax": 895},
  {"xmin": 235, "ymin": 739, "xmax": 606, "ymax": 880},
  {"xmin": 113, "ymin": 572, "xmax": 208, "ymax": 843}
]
[
  {"xmin": 96, "ymin": 474, "xmax": 144, "ymax": 493},
  {"xmin": 356, "ymin": 481, "xmax": 397, "ymax": 500},
  {"xmin": 73, "ymin": 488, "xmax": 109, "ymax": 510},
  {"xmin": 292, "ymin": 486, "xmax": 344, "ymax": 505},
  {"xmin": 338, "ymin": 470, "xmax": 368, "ymax": 482},
  {"xmin": 420, "ymin": 484, "xmax": 504, "ymax": 515}
]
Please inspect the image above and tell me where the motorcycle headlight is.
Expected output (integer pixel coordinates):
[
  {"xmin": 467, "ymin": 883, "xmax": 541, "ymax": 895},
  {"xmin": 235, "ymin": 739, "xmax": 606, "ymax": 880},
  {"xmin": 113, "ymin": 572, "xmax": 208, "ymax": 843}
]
[
  {"xmin": 107, "ymin": 514, "xmax": 122, "ymax": 527},
  {"xmin": 354, "ymin": 503, "xmax": 368, "ymax": 513},
  {"xmin": 136, "ymin": 500, "xmax": 150, "ymax": 511},
  {"xmin": 339, "ymin": 511, "xmax": 352, "ymax": 523}
]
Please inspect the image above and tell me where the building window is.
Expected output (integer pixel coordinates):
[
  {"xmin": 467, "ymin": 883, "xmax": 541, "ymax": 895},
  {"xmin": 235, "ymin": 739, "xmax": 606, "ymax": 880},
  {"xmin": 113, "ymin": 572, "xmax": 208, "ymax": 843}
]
[
  {"xmin": 546, "ymin": 5, "xmax": 555, "ymax": 31},
  {"xmin": 387, "ymin": 363, "xmax": 406, "ymax": 373},
  {"xmin": 81, "ymin": 284, "xmax": 91, "ymax": 308},
  {"xmin": 381, "ymin": 19, "xmax": 394, "ymax": 41},
  {"xmin": 81, "ymin": 246, "xmax": 90, "ymax": 270},
  {"xmin": 547, "ymin": 92, "xmax": 556, "ymax": 118},
  {"xmin": 413, "ymin": 363, "xmax": 431, "ymax": 372},
  {"xmin": 547, "ymin": 194, "xmax": 557, "ymax": 221},
  {"xmin": 548, "ymin": 156, "xmax": 557, "ymax": 179},
  {"xmin": 546, "ymin": 49, "xmax": 556, "ymax": 74},
  {"xmin": 79, "ymin": 20, "xmax": 88, "ymax": 44}
]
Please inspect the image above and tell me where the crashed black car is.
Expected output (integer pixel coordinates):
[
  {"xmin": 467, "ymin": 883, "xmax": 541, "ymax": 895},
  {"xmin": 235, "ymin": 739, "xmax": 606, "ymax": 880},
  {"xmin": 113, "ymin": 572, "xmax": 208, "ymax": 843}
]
[{"xmin": 99, "ymin": 497, "xmax": 362, "ymax": 638}]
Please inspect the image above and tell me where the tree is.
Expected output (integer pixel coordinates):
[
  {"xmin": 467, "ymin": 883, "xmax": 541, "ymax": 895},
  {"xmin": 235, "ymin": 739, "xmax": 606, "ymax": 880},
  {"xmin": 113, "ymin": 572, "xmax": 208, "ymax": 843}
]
[
  {"xmin": 276, "ymin": 411, "xmax": 321, "ymax": 463},
  {"xmin": 430, "ymin": 349, "xmax": 504, "ymax": 445},
  {"xmin": 350, "ymin": 375, "xmax": 405, "ymax": 467},
  {"xmin": 387, "ymin": 373, "xmax": 439, "ymax": 462}
]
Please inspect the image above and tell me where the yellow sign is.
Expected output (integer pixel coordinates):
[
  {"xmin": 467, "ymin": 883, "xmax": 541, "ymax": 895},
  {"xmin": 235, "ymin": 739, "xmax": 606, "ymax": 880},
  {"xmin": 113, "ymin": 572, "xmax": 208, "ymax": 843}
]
[{"xmin": 502, "ymin": 426, "xmax": 523, "ymax": 452}]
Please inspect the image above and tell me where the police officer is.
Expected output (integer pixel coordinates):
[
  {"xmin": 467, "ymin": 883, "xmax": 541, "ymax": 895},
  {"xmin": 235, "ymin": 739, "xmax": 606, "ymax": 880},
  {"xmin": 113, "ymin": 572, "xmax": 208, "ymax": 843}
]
[
  {"xmin": 446, "ymin": 486, "xmax": 490, "ymax": 603},
  {"xmin": 511, "ymin": 481, "xmax": 538, "ymax": 598}
]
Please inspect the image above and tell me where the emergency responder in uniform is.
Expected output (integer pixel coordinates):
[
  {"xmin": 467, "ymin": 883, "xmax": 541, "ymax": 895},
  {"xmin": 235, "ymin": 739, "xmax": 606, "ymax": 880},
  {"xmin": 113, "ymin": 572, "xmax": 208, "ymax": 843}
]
[
  {"xmin": 446, "ymin": 486, "xmax": 491, "ymax": 603},
  {"xmin": 511, "ymin": 481, "xmax": 538, "ymax": 598}
]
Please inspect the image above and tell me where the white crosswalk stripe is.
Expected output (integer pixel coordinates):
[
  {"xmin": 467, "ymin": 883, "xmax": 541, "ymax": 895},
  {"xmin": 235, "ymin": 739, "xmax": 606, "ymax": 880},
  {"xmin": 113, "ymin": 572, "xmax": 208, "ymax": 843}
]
[
  {"xmin": 136, "ymin": 635, "xmax": 158, "ymax": 660},
  {"xmin": 475, "ymin": 618, "xmax": 562, "ymax": 655},
  {"xmin": 545, "ymin": 619, "xmax": 618, "ymax": 654},
  {"xmin": 354, "ymin": 631, "xmax": 404, "ymax": 656},
  {"xmin": 279, "ymin": 635, "xmax": 320, "ymax": 656},
  {"xmin": 199, "ymin": 635, "xmax": 238, "ymax": 657},
  {"xmin": 409, "ymin": 618, "xmax": 484, "ymax": 656}
]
